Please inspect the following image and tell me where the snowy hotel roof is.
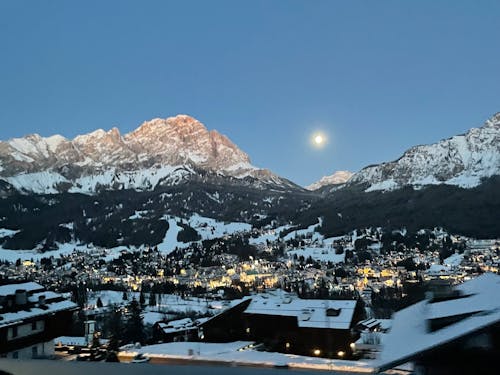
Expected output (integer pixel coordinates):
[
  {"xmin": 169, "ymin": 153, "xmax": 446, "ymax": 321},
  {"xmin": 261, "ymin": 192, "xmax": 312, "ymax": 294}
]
[
  {"xmin": 0, "ymin": 282, "xmax": 44, "ymax": 297},
  {"xmin": 0, "ymin": 300, "xmax": 78, "ymax": 328},
  {"xmin": 244, "ymin": 290, "xmax": 358, "ymax": 330},
  {"xmin": 0, "ymin": 282, "xmax": 78, "ymax": 328},
  {"xmin": 375, "ymin": 273, "xmax": 500, "ymax": 371}
]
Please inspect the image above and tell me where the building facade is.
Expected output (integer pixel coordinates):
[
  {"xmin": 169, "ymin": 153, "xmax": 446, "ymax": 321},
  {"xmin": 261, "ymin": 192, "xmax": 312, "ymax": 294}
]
[{"xmin": 0, "ymin": 281, "xmax": 78, "ymax": 359}]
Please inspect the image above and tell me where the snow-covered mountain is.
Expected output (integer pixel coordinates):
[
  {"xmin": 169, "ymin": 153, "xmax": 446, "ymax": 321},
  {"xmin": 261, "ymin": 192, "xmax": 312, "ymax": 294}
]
[
  {"xmin": 305, "ymin": 171, "xmax": 353, "ymax": 191},
  {"xmin": 0, "ymin": 115, "xmax": 297, "ymax": 194},
  {"xmin": 348, "ymin": 113, "xmax": 500, "ymax": 192}
]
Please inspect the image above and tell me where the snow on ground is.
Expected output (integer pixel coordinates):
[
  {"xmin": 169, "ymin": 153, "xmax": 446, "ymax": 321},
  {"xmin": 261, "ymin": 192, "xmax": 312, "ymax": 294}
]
[
  {"xmin": 283, "ymin": 219, "xmax": 322, "ymax": 241},
  {"xmin": 0, "ymin": 241, "xmax": 132, "ymax": 263},
  {"xmin": 128, "ymin": 210, "xmax": 150, "ymax": 220},
  {"xmin": 67, "ymin": 166, "xmax": 192, "ymax": 194},
  {"xmin": 157, "ymin": 217, "xmax": 191, "ymax": 255},
  {"xmin": 5, "ymin": 171, "xmax": 69, "ymax": 194},
  {"xmin": 248, "ymin": 225, "xmax": 290, "ymax": 245},
  {"xmin": 158, "ymin": 214, "xmax": 252, "ymax": 254},
  {"xmin": 135, "ymin": 341, "xmax": 253, "ymax": 357},
  {"xmin": 365, "ymin": 179, "xmax": 399, "ymax": 192},
  {"xmin": 0, "ymin": 213, "xmax": 253, "ymax": 262},
  {"xmin": 123, "ymin": 341, "xmax": 374, "ymax": 372},
  {"xmin": 0, "ymin": 242, "xmax": 81, "ymax": 262},
  {"xmin": 187, "ymin": 214, "xmax": 251, "ymax": 240},
  {"xmin": 143, "ymin": 311, "xmax": 168, "ymax": 325},
  {"xmin": 0, "ymin": 228, "xmax": 20, "ymax": 238},
  {"xmin": 87, "ymin": 290, "xmax": 245, "ymax": 318},
  {"xmin": 443, "ymin": 253, "xmax": 464, "ymax": 267},
  {"xmin": 287, "ymin": 246, "xmax": 346, "ymax": 264}
]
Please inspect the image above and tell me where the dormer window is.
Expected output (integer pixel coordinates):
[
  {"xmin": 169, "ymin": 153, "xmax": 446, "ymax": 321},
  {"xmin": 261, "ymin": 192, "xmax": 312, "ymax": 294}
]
[{"xmin": 326, "ymin": 308, "xmax": 341, "ymax": 317}]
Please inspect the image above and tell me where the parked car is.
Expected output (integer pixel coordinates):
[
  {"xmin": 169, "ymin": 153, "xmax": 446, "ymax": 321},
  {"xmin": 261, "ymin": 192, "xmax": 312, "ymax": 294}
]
[{"xmin": 131, "ymin": 353, "xmax": 150, "ymax": 363}]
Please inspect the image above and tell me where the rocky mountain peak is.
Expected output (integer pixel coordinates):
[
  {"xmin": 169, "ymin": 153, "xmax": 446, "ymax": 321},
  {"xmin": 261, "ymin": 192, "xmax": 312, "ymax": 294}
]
[
  {"xmin": 348, "ymin": 113, "xmax": 500, "ymax": 192},
  {"xmin": 306, "ymin": 170, "xmax": 354, "ymax": 191},
  {"xmin": 0, "ymin": 114, "xmax": 294, "ymax": 194},
  {"xmin": 484, "ymin": 112, "xmax": 500, "ymax": 127}
]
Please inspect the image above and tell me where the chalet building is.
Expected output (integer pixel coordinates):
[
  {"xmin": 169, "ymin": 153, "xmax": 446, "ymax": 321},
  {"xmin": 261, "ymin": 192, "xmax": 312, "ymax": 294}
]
[
  {"xmin": 198, "ymin": 290, "xmax": 364, "ymax": 359},
  {"xmin": 0, "ymin": 281, "xmax": 78, "ymax": 359},
  {"xmin": 242, "ymin": 290, "xmax": 365, "ymax": 358},
  {"xmin": 376, "ymin": 273, "xmax": 500, "ymax": 375},
  {"xmin": 199, "ymin": 299, "xmax": 251, "ymax": 342},
  {"xmin": 153, "ymin": 317, "xmax": 209, "ymax": 343}
]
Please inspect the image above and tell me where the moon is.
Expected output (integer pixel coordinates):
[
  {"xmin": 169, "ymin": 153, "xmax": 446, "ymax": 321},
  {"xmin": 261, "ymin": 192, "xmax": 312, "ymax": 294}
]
[
  {"xmin": 311, "ymin": 131, "xmax": 327, "ymax": 148},
  {"xmin": 314, "ymin": 135, "xmax": 324, "ymax": 145}
]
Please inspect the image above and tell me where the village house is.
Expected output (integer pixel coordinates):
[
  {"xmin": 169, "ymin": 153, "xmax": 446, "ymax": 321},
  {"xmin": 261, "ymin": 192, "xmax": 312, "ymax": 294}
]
[
  {"xmin": 242, "ymin": 290, "xmax": 365, "ymax": 358},
  {"xmin": 0, "ymin": 281, "xmax": 78, "ymax": 359}
]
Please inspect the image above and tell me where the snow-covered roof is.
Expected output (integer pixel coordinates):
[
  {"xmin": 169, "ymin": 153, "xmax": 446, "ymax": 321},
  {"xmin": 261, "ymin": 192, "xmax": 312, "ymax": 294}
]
[
  {"xmin": 244, "ymin": 291, "xmax": 358, "ymax": 330},
  {"xmin": 0, "ymin": 300, "xmax": 78, "ymax": 328},
  {"xmin": 357, "ymin": 318, "xmax": 392, "ymax": 331},
  {"xmin": 55, "ymin": 336, "xmax": 87, "ymax": 347},
  {"xmin": 375, "ymin": 273, "xmax": 500, "ymax": 371},
  {"xmin": 28, "ymin": 291, "xmax": 62, "ymax": 303},
  {"xmin": 0, "ymin": 282, "xmax": 44, "ymax": 297},
  {"xmin": 158, "ymin": 318, "xmax": 197, "ymax": 334}
]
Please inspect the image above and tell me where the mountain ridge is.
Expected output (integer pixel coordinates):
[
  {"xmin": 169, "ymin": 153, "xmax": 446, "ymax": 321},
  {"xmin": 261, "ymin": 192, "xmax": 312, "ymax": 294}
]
[
  {"xmin": 346, "ymin": 113, "xmax": 500, "ymax": 192},
  {"xmin": 0, "ymin": 115, "xmax": 299, "ymax": 194}
]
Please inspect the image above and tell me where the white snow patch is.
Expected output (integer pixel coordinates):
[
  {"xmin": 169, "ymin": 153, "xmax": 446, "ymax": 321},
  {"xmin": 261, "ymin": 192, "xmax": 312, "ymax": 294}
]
[
  {"xmin": 0, "ymin": 228, "xmax": 20, "ymax": 238},
  {"xmin": 365, "ymin": 179, "xmax": 399, "ymax": 192},
  {"xmin": 158, "ymin": 217, "xmax": 191, "ymax": 255}
]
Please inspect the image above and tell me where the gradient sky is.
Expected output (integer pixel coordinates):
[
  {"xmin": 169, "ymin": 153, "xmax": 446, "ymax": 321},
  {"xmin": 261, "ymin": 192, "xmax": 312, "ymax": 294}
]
[{"xmin": 1, "ymin": 1, "xmax": 499, "ymax": 186}]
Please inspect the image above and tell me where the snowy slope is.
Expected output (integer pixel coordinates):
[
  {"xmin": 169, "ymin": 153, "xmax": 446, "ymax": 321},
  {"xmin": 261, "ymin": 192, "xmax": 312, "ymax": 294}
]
[
  {"xmin": 349, "ymin": 113, "xmax": 500, "ymax": 192},
  {"xmin": 157, "ymin": 214, "xmax": 252, "ymax": 254}
]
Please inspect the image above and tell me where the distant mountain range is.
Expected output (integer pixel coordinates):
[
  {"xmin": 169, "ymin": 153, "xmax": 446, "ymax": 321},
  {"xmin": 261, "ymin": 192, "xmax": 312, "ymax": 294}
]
[
  {"xmin": 0, "ymin": 115, "xmax": 297, "ymax": 195},
  {"xmin": 0, "ymin": 112, "xmax": 498, "ymax": 251},
  {"xmin": 1, "ymin": 113, "xmax": 498, "ymax": 195}
]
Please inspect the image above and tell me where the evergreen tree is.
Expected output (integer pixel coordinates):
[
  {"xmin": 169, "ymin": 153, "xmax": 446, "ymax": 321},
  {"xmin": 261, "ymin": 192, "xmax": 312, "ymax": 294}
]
[
  {"xmin": 75, "ymin": 282, "xmax": 88, "ymax": 307},
  {"xmin": 148, "ymin": 293, "xmax": 156, "ymax": 307},
  {"xmin": 96, "ymin": 297, "xmax": 103, "ymax": 308},
  {"xmin": 122, "ymin": 291, "xmax": 128, "ymax": 301},
  {"xmin": 139, "ymin": 291, "xmax": 145, "ymax": 306},
  {"xmin": 125, "ymin": 298, "xmax": 144, "ymax": 344},
  {"xmin": 106, "ymin": 306, "xmax": 123, "ymax": 351}
]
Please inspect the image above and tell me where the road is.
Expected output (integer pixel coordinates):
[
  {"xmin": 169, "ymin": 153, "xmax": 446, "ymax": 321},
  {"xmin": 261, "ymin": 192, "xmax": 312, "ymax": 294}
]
[{"xmin": 0, "ymin": 359, "xmax": 370, "ymax": 375}]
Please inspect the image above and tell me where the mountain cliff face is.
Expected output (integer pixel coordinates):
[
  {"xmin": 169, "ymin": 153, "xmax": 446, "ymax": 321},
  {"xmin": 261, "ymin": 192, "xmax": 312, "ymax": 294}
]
[
  {"xmin": 0, "ymin": 115, "xmax": 297, "ymax": 194},
  {"xmin": 305, "ymin": 171, "xmax": 353, "ymax": 191},
  {"xmin": 348, "ymin": 113, "xmax": 500, "ymax": 192}
]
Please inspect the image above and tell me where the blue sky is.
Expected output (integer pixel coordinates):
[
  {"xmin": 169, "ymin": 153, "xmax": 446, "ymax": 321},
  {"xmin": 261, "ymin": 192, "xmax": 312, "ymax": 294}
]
[{"xmin": 0, "ymin": 1, "xmax": 499, "ymax": 186}]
